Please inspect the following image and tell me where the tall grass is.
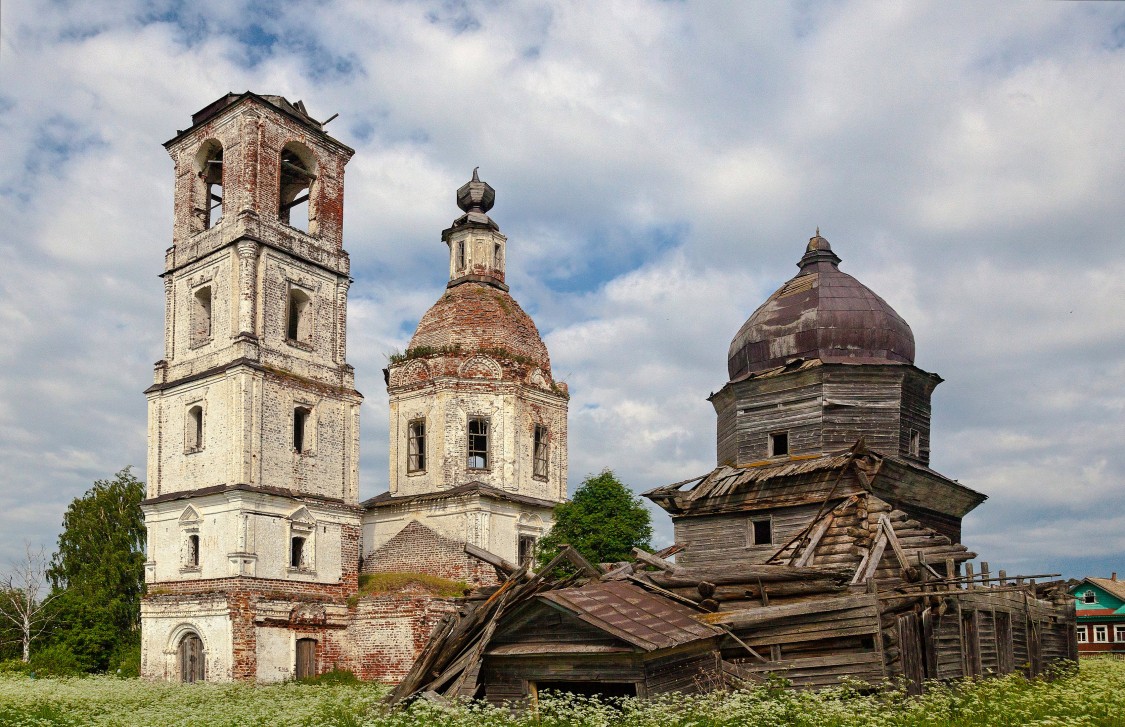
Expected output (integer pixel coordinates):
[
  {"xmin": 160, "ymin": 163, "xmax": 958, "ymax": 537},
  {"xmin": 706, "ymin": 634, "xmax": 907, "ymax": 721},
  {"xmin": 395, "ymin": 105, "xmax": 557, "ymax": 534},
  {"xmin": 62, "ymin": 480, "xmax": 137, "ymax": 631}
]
[{"xmin": 1, "ymin": 658, "xmax": 1123, "ymax": 726}]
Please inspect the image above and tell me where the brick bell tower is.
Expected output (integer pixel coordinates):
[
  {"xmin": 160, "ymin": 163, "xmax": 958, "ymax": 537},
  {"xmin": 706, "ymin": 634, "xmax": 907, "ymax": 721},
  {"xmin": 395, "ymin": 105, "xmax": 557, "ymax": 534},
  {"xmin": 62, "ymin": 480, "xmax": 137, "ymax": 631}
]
[{"xmin": 140, "ymin": 93, "xmax": 362, "ymax": 683}]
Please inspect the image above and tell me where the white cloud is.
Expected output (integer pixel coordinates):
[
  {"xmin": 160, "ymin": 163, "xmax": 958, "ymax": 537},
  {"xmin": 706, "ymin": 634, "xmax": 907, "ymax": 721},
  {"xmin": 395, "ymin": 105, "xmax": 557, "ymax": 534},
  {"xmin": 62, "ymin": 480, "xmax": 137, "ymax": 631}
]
[{"xmin": 1, "ymin": 0, "xmax": 1123, "ymax": 579}]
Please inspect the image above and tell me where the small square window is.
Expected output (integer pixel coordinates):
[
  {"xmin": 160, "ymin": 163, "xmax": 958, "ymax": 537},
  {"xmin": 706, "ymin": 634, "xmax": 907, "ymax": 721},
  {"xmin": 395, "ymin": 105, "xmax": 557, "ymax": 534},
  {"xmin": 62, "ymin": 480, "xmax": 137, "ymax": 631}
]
[
  {"xmin": 751, "ymin": 519, "xmax": 772, "ymax": 545},
  {"xmin": 1076, "ymin": 626, "xmax": 1087, "ymax": 643},
  {"xmin": 1084, "ymin": 590, "xmax": 1097, "ymax": 604},
  {"xmin": 1094, "ymin": 625, "xmax": 1108, "ymax": 643},
  {"xmin": 769, "ymin": 432, "xmax": 789, "ymax": 457},
  {"xmin": 408, "ymin": 419, "xmax": 426, "ymax": 473}
]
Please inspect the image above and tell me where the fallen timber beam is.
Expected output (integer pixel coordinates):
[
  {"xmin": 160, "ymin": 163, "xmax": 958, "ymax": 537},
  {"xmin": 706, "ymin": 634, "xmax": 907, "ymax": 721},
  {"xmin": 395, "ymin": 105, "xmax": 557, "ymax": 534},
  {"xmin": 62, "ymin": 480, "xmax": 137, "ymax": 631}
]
[
  {"xmin": 666, "ymin": 580, "xmax": 849, "ymax": 602},
  {"xmin": 631, "ymin": 547, "xmax": 677, "ymax": 572},
  {"xmin": 558, "ymin": 544, "xmax": 604, "ymax": 578},
  {"xmin": 650, "ymin": 563, "xmax": 852, "ymax": 589},
  {"xmin": 603, "ymin": 543, "xmax": 684, "ymax": 580},
  {"xmin": 464, "ymin": 543, "xmax": 518, "ymax": 575},
  {"xmin": 697, "ymin": 593, "xmax": 878, "ymax": 627}
]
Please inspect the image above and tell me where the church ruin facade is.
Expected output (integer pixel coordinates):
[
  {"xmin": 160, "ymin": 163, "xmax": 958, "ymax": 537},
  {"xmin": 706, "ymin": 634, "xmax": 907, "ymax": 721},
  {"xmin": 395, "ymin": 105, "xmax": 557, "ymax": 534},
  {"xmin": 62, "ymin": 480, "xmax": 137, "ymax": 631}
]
[{"xmin": 140, "ymin": 93, "xmax": 565, "ymax": 682}]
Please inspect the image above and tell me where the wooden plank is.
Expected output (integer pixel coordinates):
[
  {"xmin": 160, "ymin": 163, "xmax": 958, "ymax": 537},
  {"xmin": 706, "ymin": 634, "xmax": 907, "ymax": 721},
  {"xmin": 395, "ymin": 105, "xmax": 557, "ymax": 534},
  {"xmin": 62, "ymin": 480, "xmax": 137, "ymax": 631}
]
[
  {"xmin": 699, "ymin": 594, "xmax": 878, "ymax": 626},
  {"xmin": 794, "ymin": 512, "xmax": 837, "ymax": 567},
  {"xmin": 632, "ymin": 548, "xmax": 676, "ymax": 572}
]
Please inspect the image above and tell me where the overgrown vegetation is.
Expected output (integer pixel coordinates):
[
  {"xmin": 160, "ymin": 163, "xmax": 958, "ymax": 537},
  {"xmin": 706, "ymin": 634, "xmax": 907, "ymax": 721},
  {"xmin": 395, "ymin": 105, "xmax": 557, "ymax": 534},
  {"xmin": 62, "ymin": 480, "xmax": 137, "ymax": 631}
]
[
  {"xmin": 2, "ymin": 657, "xmax": 1124, "ymax": 726},
  {"xmin": 387, "ymin": 344, "xmax": 462, "ymax": 364},
  {"xmin": 0, "ymin": 468, "xmax": 145, "ymax": 675},
  {"xmin": 537, "ymin": 469, "xmax": 653, "ymax": 571},
  {"xmin": 348, "ymin": 572, "xmax": 469, "ymax": 606}
]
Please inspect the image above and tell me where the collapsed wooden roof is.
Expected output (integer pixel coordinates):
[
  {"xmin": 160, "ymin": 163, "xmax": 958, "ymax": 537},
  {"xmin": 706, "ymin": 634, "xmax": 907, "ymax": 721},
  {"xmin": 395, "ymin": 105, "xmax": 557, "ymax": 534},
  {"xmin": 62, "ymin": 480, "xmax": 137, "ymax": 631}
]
[{"xmin": 643, "ymin": 441, "xmax": 986, "ymax": 520}]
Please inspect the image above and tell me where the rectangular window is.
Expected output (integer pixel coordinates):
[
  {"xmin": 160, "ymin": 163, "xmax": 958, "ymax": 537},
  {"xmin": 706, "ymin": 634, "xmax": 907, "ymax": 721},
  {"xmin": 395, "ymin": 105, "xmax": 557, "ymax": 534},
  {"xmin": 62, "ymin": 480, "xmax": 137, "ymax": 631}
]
[
  {"xmin": 187, "ymin": 534, "xmax": 200, "ymax": 567},
  {"xmin": 769, "ymin": 431, "xmax": 789, "ymax": 457},
  {"xmin": 751, "ymin": 518, "xmax": 772, "ymax": 545},
  {"xmin": 1094, "ymin": 625, "xmax": 1108, "ymax": 643},
  {"xmin": 186, "ymin": 405, "xmax": 204, "ymax": 452},
  {"xmin": 407, "ymin": 419, "xmax": 426, "ymax": 472},
  {"xmin": 518, "ymin": 535, "xmax": 537, "ymax": 568},
  {"xmin": 293, "ymin": 407, "xmax": 311, "ymax": 453},
  {"xmin": 290, "ymin": 536, "xmax": 306, "ymax": 569},
  {"xmin": 287, "ymin": 287, "xmax": 312, "ymax": 343},
  {"xmin": 494, "ymin": 243, "xmax": 502, "ymax": 269},
  {"xmin": 468, "ymin": 417, "xmax": 489, "ymax": 469},
  {"xmin": 532, "ymin": 425, "xmax": 548, "ymax": 479},
  {"xmin": 1115, "ymin": 626, "xmax": 1125, "ymax": 643},
  {"xmin": 1084, "ymin": 590, "xmax": 1097, "ymax": 604},
  {"xmin": 456, "ymin": 241, "xmax": 465, "ymax": 270},
  {"xmin": 1076, "ymin": 626, "xmax": 1087, "ymax": 643},
  {"xmin": 909, "ymin": 429, "xmax": 920, "ymax": 457},
  {"xmin": 191, "ymin": 285, "xmax": 212, "ymax": 345}
]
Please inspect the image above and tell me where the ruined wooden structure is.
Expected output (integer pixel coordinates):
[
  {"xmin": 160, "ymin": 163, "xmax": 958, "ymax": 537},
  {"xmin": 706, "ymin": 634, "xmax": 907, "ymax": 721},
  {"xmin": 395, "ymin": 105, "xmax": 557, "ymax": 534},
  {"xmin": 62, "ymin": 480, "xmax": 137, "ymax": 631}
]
[{"xmin": 390, "ymin": 232, "xmax": 1076, "ymax": 703}]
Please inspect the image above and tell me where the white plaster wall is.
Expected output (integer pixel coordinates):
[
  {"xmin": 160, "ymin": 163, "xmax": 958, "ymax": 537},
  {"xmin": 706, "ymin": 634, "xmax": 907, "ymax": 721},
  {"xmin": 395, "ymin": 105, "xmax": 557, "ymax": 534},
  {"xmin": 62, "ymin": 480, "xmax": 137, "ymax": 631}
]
[
  {"xmin": 144, "ymin": 492, "xmax": 357, "ymax": 583},
  {"xmin": 388, "ymin": 377, "xmax": 566, "ymax": 503},
  {"xmin": 255, "ymin": 627, "xmax": 293, "ymax": 683},
  {"xmin": 363, "ymin": 495, "xmax": 553, "ymax": 565},
  {"xmin": 141, "ymin": 597, "xmax": 232, "ymax": 682}
]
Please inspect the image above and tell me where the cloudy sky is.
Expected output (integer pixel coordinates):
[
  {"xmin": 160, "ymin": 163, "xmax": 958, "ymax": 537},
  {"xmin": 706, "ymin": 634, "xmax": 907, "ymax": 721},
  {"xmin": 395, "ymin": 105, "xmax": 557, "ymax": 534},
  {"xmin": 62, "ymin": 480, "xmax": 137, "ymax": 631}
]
[{"xmin": 1, "ymin": 1, "xmax": 1122, "ymax": 579}]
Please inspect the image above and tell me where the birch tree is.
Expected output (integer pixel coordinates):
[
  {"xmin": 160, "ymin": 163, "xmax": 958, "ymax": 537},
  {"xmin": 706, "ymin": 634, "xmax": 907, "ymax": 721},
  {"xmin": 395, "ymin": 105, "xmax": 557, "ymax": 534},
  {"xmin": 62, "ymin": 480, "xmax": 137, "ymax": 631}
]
[{"xmin": 0, "ymin": 543, "xmax": 59, "ymax": 662}]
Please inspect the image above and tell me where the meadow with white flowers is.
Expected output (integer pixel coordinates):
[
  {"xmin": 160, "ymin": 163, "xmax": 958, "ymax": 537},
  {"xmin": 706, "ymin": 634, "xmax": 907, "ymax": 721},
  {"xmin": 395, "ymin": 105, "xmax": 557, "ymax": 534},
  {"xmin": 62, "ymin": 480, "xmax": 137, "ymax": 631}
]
[{"xmin": 1, "ymin": 659, "xmax": 1124, "ymax": 727}]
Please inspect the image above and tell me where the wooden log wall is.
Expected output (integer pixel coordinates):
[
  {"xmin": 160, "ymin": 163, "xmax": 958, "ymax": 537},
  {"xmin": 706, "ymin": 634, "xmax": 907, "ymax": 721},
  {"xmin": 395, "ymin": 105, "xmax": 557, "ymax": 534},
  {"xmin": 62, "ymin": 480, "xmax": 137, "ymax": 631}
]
[{"xmin": 721, "ymin": 365, "xmax": 936, "ymax": 466}]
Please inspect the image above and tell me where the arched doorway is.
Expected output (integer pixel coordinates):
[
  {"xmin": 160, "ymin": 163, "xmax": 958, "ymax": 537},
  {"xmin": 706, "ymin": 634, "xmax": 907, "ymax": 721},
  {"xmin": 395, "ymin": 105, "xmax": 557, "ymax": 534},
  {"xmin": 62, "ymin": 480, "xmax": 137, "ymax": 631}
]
[{"xmin": 178, "ymin": 632, "xmax": 205, "ymax": 683}]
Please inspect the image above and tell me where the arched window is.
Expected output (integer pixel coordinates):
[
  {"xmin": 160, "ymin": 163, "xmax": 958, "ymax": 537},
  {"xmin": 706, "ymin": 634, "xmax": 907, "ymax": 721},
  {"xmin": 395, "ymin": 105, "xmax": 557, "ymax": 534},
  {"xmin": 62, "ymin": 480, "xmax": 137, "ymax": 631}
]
[
  {"xmin": 287, "ymin": 286, "xmax": 312, "ymax": 344},
  {"xmin": 191, "ymin": 285, "xmax": 212, "ymax": 346},
  {"xmin": 186, "ymin": 405, "xmax": 204, "ymax": 452},
  {"xmin": 279, "ymin": 143, "xmax": 316, "ymax": 233},
  {"xmin": 293, "ymin": 406, "xmax": 312, "ymax": 453},
  {"xmin": 468, "ymin": 417, "xmax": 489, "ymax": 469},
  {"xmin": 194, "ymin": 140, "xmax": 224, "ymax": 230}
]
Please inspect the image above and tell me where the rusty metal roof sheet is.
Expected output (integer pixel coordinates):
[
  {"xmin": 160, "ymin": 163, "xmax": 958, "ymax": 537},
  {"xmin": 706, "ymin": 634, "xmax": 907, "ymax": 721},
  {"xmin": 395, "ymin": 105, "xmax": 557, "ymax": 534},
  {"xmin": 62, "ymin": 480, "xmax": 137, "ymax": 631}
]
[
  {"xmin": 540, "ymin": 581, "xmax": 722, "ymax": 652},
  {"xmin": 727, "ymin": 234, "xmax": 915, "ymax": 380},
  {"xmin": 362, "ymin": 481, "xmax": 558, "ymax": 511}
]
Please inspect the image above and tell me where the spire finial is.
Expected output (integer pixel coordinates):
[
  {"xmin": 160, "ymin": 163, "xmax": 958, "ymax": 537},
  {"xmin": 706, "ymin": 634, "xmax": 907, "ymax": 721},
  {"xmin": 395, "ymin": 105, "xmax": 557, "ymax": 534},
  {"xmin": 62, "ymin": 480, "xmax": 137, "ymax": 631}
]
[
  {"xmin": 816, "ymin": 226, "xmax": 820, "ymax": 237},
  {"xmin": 456, "ymin": 168, "xmax": 495, "ymax": 214}
]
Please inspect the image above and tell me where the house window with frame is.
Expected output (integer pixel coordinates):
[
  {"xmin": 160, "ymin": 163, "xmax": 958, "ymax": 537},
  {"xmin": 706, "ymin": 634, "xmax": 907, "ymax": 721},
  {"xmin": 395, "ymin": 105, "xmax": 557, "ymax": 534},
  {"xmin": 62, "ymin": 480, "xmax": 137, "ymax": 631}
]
[
  {"xmin": 467, "ymin": 417, "xmax": 489, "ymax": 469},
  {"xmin": 1094, "ymin": 625, "xmax": 1109, "ymax": 643},
  {"xmin": 1115, "ymin": 626, "xmax": 1125, "ymax": 643},
  {"xmin": 750, "ymin": 518, "xmax": 772, "ymax": 546},
  {"xmin": 909, "ymin": 428, "xmax": 921, "ymax": 457},
  {"xmin": 407, "ymin": 419, "xmax": 426, "ymax": 473},
  {"xmin": 1076, "ymin": 626, "xmax": 1088, "ymax": 643},
  {"xmin": 456, "ymin": 241, "xmax": 465, "ymax": 271},
  {"xmin": 769, "ymin": 431, "xmax": 789, "ymax": 457},
  {"xmin": 532, "ymin": 424, "xmax": 548, "ymax": 479},
  {"xmin": 1084, "ymin": 590, "xmax": 1097, "ymax": 604}
]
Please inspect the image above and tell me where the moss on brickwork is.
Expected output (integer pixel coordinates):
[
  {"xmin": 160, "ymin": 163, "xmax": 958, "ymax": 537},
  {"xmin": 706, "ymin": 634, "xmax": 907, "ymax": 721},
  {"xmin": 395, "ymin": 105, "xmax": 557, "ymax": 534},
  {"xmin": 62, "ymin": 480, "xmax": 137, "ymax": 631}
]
[{"xmin": 348, "ymin": 572, "xmax": 468, "ymax": 606}]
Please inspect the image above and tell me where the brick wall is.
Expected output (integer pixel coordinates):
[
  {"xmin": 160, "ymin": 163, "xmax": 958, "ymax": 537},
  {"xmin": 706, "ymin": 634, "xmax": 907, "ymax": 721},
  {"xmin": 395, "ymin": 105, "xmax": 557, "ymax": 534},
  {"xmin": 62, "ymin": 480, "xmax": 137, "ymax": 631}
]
[{"xmin": 363, "ymin": 520, "xmax": 499, "ymax": 586}]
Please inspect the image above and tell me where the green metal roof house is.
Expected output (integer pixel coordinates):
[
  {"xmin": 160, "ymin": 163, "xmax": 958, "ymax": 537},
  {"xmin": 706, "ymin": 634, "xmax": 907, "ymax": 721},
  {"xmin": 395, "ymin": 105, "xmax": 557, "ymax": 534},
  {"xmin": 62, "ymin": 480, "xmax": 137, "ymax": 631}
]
[{"xmin": 1071, "ymin": 575, "xmax": 1125, "ymax": 655}]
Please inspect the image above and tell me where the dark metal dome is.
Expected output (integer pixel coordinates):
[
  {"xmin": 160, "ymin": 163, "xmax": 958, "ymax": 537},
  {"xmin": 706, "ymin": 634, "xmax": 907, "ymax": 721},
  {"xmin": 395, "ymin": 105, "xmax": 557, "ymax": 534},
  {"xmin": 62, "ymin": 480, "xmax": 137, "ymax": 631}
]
[{"xmin": 727, "ymin": 232, "xmax": 915, "ymax": 380}]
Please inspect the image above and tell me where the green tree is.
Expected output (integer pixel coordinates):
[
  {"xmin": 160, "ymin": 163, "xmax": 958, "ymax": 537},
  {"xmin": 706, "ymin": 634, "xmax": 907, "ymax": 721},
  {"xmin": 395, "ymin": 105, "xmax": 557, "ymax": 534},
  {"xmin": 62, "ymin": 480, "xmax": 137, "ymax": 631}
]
[
  {"xmin": 47, "ymin": 467, "xmax": 146, "ymax": 672},
  {"xmin": 537, "ymin": 469, "xmax": 653, "ymax": 570}
]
